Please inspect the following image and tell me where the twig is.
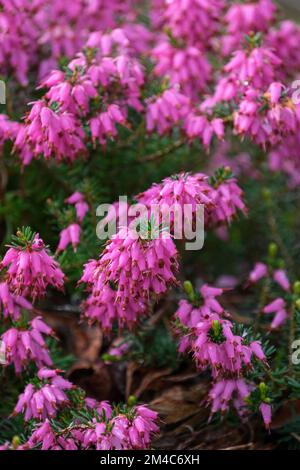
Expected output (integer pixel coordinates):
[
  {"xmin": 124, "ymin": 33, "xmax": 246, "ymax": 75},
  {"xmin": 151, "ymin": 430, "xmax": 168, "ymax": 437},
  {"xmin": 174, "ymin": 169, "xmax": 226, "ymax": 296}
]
[
  {"xmin": 140, "ymin": 138, "xmax": 187, "ymax": 163},
  {"xmin": 291, "ymin": 432, "xmax": 300, "ymax": 443},
  {"xmin": 220, "ymin": 443, "xmax": 254, "ymax": 450}
]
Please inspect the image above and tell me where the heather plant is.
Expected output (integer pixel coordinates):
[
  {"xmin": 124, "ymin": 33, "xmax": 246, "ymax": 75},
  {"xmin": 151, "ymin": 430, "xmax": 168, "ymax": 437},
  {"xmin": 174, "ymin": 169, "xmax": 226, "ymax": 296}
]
[{"xmin": 0, "ymin": 0, "xmax": 300, "ymax": 451}]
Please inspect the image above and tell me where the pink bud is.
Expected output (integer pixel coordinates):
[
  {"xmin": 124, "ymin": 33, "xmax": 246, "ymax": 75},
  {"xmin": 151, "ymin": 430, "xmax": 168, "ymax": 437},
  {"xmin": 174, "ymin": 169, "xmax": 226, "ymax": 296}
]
[
  {"xmin": 263, "ymin": 297, "xmax": 285, "ymax": 314},
  {"xmin": 273, "ymin": 269, "xmax": 290, "ymax": 291},
  {"xmin": 259, "ymin": 403, "xmax": 272, "ymax": 429},
  {"xmin": 249, "ymin": 263, "xmax": 268, "ymax": 283}
]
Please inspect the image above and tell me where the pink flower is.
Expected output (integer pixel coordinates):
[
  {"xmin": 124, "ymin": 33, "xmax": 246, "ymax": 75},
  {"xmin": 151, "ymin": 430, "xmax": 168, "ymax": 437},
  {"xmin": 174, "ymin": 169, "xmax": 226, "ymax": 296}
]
[
  {"xmin": 233, "ymin": 86, "xmax": 298, "ymax": 148},
  {"xmin": 249, "ymin": 263, "xmax": 268, "ymax": 283},
  {"xmin": 0, "ymin": 233, "xmax": 65, "ymax": 299},
  {"xmin": 65, "ymin": 192, "xmax": 84, "ymax": 205},
  {"xmin": 224, "ymin": 46, "xmax": 281, "ymax": 91},
  {"xmin": 271, "ymin": 309, "xmax": 288, "ymax": 329},
  {"xmin": 0, "ymin": 282, "xmax": 32, "ymax": 321},
  {"xmin": 263, "ymin": 298, "xmax": 285, "ymax": 314},
  {"xmin": 184, "ymin": 112, "xmax": 225, "ymax": 149},
  {"xmin": 273, "ymin": 269, "xmax": 290, "ymax": 291},
  {"xmin": 82, "ymin": 283, "xmax": 148, "ymax": 331},
  {"xmin": 146, "ymin": 88, "xmax": 190, "ymax": 135},
  {"xmin": 27, "ymin": 420, "xmax": 57, "ymax": 450},
  {"xmin": 0, "ymin": 0, "xmax": 136, "ymax": 86},
  {"xmin": 89, "ymin": 104, "xmax": 127, "ymax": 146},
  {"xmin": 208, "ymin": 174, "xmax": 247, "ymax": 227},
  {"xmin": 75, "ymin": 201, "xmax": 89, "ymax": 223},
  {"xmin": 259, "ymin": 403, "xmax": 272, "ymax": 429},
  {"xmin": 57, "ymin": 224, "xmax": 81, "ymax": 253},
  {"xmin": 58, "ymin": 192, "xmax": 89, "ymax": 248},
  {"xmin": 175, "ymin": 284, "xmax": 225, "ymax": 352},
  {"xmin": 208, "ymin": 378, "xmax": 252, "ymax": 417},
  {"xmin": 263, "ymin": 298, "xmax": 288, "ymax": 329},
  {"xmin": 105, "ymin": 340, "xmax": 130, "ymax": 362}
]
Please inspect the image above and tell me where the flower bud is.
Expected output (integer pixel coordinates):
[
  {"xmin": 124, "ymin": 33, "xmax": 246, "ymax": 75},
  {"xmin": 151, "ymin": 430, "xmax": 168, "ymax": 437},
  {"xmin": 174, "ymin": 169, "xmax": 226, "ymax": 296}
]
[
  {"xmin": 268, "ymin": 242, "xmax": 278, "ymax": 258},
  {"xmin": 183, "ymin": 280, "xmax": 195, "ymax": 302},
  {"xmin": 293, "ymin": 281, "xmax": 300, "ymax": 295},
  {"xmin": 128, "ymin": 395, "xmax": 137, "ymax": 406}
]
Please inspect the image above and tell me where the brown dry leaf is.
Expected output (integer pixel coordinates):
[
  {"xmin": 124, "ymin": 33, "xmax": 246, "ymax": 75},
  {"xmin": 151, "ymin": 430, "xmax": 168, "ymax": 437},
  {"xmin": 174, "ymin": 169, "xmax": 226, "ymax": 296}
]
[
  {"xmin": 164, "ymin": 370, "xmax": 199, "ymax": 383},
  {"xmin": 71, "ymin": 324, "xmax": 102, "ymax": 361},
  {"xmin": 133, "ymin": 368, "xmax": 173, "ymax": 399},
  {"xmin": 67, "ymin": 359, "xmax": 115, "ymax": 401},
  {"xmin": 150, "ymin": 382, "xmax": 209, "ymax": 425},
  {"xmin": 270, "ymin": 399, "xmax": 300, "ymax": 429}
]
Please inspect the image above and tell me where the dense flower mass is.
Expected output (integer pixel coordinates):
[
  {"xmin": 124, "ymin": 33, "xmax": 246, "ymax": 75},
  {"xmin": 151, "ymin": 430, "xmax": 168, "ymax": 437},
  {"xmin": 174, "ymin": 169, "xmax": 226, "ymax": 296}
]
[
  {"xmin": 151, "ymin": 41, "xmax": 211, "ymax": 99},
  {"xmin": 22, "ymin": 401, "xmax": 158, "ymax": 450},
  {"xmin": 136, "ymin": 172, "xmax": 213, "ymax": 227},
  {"xmin": 1, "ymin": 0, "xmax": 300, "ymax": 452},
  {"xmin": 221, "ymin": 0, "xmax": 276, "ymax": 55},
  {"xmin": 14, "ymin": 100, "xmax": 87, "ymax": 164},
  {"xmin": 80, "ymin": 224, "xmax": 179, "ymax": 330},
  {"xmin": 153, "ymin": 0, "xmax": 224, "ymax": 44},
  {"xmin": 146, "ymin": 88, "xmax": 190, "ymax": 134},
  {"xmin": 0, "ymin": 0, "xmax": 135, "ymax": 85}
]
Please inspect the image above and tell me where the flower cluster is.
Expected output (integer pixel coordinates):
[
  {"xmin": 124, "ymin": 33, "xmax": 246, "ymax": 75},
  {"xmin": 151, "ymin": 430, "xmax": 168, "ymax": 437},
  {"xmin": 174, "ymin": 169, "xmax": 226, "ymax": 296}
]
[
  {"xmin": 14, "ymin": 100, "xmax": 86, "ymax": 164},
  {"xmin": 14, "ymin": 368, "xmax": 73, "ymax": 421},
  {"xmin": 266, "ymin": 20, "xmax": 300, "ymax": 77},
  {"xmin": 23, "ymin": 401, "xmax": 158, "ymax": 450},
  {"xmin": 221, "ymin": 0, "xmax": 276, "ymax": 55},
  {"xmin": 57, "ymin": 192, "xmax": 89, "ymax": 253},
  {"xmin": 155, "ymin": 0, "xmax": 224, "ymax": 45},
  {"xmin": 0, "ymin": 317, "xmax": 54, "ymax": 373},
  {"xmin": 0, "ymin": 230, "xmax": 65, "ymax": 299},
  {"xmin": 146, "ymin": 88, "xmax": 190, "ymax": 135},
  {"xmin": 233, "ymin": 85, "xmax": 298, "ymax": 148},
  {"xmin": 80, "ymin": 225, "xmax": 179, "ymax": 330},
  {"xmin": 208, "ymin": 378, "xmax": 253, "ymax": 418},
  {"xmin": 0, "ymin": 0, "xmax": 135, "ymax": 85},
  {"xmin": 151, "ymin": 41, "xmax": 211, "ymax": 99},
  {"xmin": 249, "ymin": 255, "xmax": 291, "ymax": 329},
  {"xmin": 136, "ymin": 172, "xmax": 213, "ymax": 227},
  {"xmin": 175, "ymin": 281, "xmax": 270, "ymax": 425},
  {"xmin": 208, "ymin": 167, "xmax": 247, "ymax": 227},
  {"xmin": 79, "ymin": 167, "xmax": 246, "ymax": 331}
]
